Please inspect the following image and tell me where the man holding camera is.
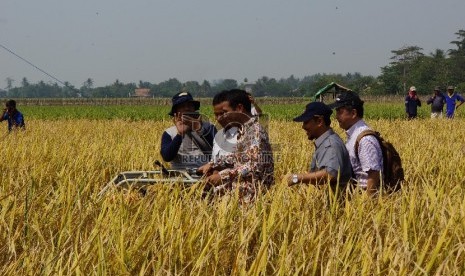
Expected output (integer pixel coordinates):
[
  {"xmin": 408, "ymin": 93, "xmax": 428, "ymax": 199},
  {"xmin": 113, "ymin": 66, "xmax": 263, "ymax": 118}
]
[{"xmin": 160, "ymin": 91, "xmax": 216, "ymax": 170}]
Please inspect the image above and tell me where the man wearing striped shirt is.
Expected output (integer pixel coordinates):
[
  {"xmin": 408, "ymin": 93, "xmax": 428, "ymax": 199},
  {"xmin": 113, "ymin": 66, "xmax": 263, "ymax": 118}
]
[{"xmin": 329, "ymin": 92, "xmax": 383, "ymax": 195}]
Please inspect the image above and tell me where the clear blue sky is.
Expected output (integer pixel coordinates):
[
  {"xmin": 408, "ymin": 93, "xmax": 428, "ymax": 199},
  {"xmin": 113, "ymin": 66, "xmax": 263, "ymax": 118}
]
[{"xmin": 1, "ymin": 0, "xmax": 464, "ymax": 88}]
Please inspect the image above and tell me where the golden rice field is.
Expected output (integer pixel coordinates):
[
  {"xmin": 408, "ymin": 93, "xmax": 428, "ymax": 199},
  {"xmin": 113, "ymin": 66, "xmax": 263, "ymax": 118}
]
[{"xmin": 1, "ymin": 117, "xmax": 465, "ymax": 275}]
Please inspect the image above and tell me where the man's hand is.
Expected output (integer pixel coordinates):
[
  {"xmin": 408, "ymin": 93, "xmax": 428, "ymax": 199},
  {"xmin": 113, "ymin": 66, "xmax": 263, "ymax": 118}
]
[
  {"xmin": 206, "ymin": 173, "xmax": 222, "ymax": 186},
  {"xmin": 198, "ymin": 162, "xmax": 213, "ymax": 175},
  {"xmin": 366, "ymin": 170, "xmax": 380, "ymax": 196},
  {"xmin": 174, "ymin": 119, "xmax": 190, "ymax": 135},
  {"xmin": 173, "ymin": 112, "xmax": 194, "ymax": 135},
  {"xmin": 182, "ymin": 113, "xmax": 202, "ymax": 132},
  {"xmin": 284, "ymin": 173, "xmax": 298, "ymax": 186},
  {"xmin": 284, "ymin": 170, "xmax": 331, "ymax": 187}
]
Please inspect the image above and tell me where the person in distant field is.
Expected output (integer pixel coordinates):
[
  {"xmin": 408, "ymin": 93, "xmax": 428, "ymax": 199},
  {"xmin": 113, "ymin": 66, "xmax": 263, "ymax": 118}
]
[
  {"xmin": 0, "ymin": 99, "xmax": 25, "ymax": 132},
  {"xmin": 329, "ymin": 92, "xmax": 383, "ymax": 196},
  {"xmin": 426, "ymin": 86, "xmax": 446, "ymax": 118},
  {"xmin": 160, "ymin": 91, "xmax": 216, "ymax": 170},
  {"xmin": 199, "ymin": 89, "xmax": 274, "ymax": 202},
  {"xmin": 246, "ymin": 92, "xmax": 263, "ymax": 116},
  {"xmin": 284, "ymin": 101, "xmax": 352, "ymax": 195},
  {"xmin": 405, "ymin": 86, "xmax": 421, "ymax": 119},
  {"xmin": 444, "ymin": 86, "xmax": 465, "ymax": 118}
]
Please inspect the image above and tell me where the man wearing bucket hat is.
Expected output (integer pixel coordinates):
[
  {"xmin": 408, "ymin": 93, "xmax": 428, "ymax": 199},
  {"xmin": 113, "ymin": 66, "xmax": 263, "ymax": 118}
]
[
  {"xmin": 160, "ymin": 91, "xmax": 216, "ymax": 170},
  {"xmin": 328, "ymin": 92, "xmax": 383, "ymax": 195},
  {"xmin": 444, "ymin": 86, "xmax": 464, "ymax": 118},
  {"xmin": 285, "ymin": 101, "xmax": 352, "ymax": 192}
]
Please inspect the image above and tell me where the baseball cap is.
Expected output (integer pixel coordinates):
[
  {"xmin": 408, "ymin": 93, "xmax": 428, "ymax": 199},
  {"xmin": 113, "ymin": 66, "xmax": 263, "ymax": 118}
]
[
  {"xmin": 410, "ymin": 86, "xmax": 416, "ymax": 91},
  {"xmin": 168, "ymin": 91, "xmax": 200, "ymax": 116},
  {"xmin": 434, "ymin": 86, "xmax": 441, "ymax": 91},
  {"xmin": 447, "ymin": 85, "xmax": 455, "ymax": 90},
  {"xmin": 327, "ymin": 92, "xmax": 364, "ymax": 110},
  {"xmin": 293, "ymin": 101, "xmax": 332, "ymax": 122}
]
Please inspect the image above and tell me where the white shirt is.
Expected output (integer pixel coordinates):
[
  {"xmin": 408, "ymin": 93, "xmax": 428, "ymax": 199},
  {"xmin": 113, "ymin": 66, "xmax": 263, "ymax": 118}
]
[
  {"xmin": 251, "ymin": 105, "xmax": 259, "ymax": 116},
  {"xmin": 345, "ymin": 119, "xmax": 383, "ymax": 188},
  {"xmin": 212, "ymin": 126, "xmax": 238, "ymax": 163}
]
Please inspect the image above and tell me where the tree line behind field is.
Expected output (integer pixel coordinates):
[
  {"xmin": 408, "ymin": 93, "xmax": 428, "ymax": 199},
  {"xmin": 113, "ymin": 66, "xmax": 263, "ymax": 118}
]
[{"xmin": 2, "ymin": 29, "xmax": 465, "ymax": 99}]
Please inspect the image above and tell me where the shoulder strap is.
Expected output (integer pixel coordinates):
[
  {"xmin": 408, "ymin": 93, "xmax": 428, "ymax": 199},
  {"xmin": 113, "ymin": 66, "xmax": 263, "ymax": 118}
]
[
  {"xmin": 354, "ymin": 130, "xmax": 380, "ymax": 160},
  {"xmin": 188, "ymin": 130, "xmax": 212, "ymax": 154}
]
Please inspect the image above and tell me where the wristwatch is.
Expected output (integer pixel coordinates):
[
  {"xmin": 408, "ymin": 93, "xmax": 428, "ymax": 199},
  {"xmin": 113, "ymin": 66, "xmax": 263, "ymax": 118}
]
[{"xmin": 292, "ymin": 174, "xmax": 299, "ymax": 184}]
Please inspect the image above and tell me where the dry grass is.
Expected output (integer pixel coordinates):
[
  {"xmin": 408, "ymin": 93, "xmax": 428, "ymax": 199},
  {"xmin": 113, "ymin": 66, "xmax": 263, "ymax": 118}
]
[{"xmin": 1, "ymin": 118, "xmax": 465, "ymax": 275}]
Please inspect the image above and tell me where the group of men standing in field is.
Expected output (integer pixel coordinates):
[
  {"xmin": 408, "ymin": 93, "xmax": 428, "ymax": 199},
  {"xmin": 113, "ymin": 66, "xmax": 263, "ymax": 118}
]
[
  {"xmin": 160, "ymin": 89, "xmax": 386, "ymax": 202},
  {"xmin": 405, "ymin": 85, "xmax": 465, "ymax": 119},
  {"xmin": 285, "ymin": 93, "xmax": 383, "ymax": 196}
]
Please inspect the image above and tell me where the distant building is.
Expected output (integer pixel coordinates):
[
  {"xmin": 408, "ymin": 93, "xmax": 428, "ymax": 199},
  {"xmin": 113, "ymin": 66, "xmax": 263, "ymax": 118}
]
[{"xmin": 132, "ymin": 88, "xmax": 151, "ymax": 98}]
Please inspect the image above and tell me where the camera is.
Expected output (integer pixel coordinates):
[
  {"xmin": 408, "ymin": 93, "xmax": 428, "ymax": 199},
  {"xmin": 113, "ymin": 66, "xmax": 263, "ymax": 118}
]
[{"xmin": 182, "ymin": 112, "xmax": 201, "ymax": 119}]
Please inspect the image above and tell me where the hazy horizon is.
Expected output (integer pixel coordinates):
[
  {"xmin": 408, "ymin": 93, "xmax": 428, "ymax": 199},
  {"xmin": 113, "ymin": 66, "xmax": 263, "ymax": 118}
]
[{"xmin": 1, "ymin": 0, "xmax": 464, "ymax": 88}]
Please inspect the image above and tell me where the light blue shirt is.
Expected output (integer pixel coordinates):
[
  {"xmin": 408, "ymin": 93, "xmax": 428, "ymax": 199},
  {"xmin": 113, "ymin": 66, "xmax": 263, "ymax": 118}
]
[{"xmin": 311, "ymin": 129, "xmax": 352, "ymax": 184}]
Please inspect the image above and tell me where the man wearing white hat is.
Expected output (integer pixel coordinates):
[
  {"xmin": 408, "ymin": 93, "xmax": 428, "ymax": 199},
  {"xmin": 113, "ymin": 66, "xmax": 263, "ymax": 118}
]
[{"xmin": 405, "ymin": 86, "xmax": 421, "ymax": 119}]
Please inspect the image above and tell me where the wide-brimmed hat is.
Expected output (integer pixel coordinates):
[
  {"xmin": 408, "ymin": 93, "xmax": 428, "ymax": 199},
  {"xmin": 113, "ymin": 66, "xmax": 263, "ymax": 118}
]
[{"xmin": 168, "ymin": 91, "xmax": 200, "ymax": 116}]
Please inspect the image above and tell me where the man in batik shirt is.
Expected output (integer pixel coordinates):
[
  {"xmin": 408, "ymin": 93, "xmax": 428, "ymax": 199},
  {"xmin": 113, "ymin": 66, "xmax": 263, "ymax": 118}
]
[{"xmin": 204, "ymin": 89, "xmax": 274, "ymax": 202}]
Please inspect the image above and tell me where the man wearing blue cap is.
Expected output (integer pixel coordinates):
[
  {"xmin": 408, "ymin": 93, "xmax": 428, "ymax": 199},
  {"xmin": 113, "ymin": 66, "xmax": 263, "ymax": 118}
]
[
  {"xmin": 329, "ymin": 92, "xmax": 383, "ymax": 195},
  {"xmin": 285, "ymin": 101, "xmax": 352, "ymax": 190},
  {"xmin": 160, "ymin": 91, "xmax": 216, "ymax": 170}
]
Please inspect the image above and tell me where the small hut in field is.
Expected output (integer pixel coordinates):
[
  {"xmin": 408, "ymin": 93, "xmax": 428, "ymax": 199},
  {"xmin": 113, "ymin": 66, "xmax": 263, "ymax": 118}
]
[
  {"xmin": 132, "ymin": 88, "xmax": 151, "ymax": 98},
  {"xmin": 313, "ymin": 82, "xmax": 352, "ymax": 103}
]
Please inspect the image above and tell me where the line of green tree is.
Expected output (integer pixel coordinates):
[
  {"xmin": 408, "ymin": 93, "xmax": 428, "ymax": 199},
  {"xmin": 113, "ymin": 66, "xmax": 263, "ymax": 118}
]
[{"xmin": 2, "ymin": 29, "xmax": 464, "ymax": 98}]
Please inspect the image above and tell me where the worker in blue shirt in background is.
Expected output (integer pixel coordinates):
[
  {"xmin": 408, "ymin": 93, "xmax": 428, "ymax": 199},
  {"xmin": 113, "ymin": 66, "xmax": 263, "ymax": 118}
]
[
  {"xmin": 1, "ymin": 99, "xmax": 25, "ymax": 131},
  {"xmin": 444, "ymin": 86, "xmax": 465, "ymax": 118}
]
